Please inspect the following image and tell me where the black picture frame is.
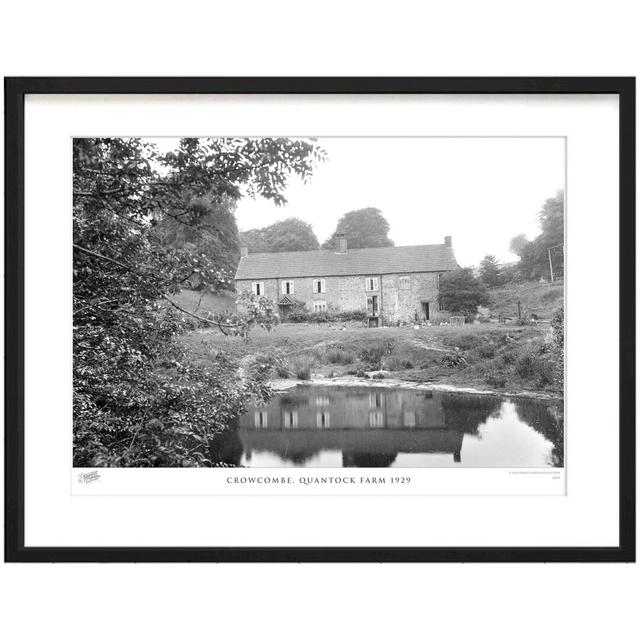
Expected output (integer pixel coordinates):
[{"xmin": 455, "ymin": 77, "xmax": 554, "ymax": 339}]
[{"xmin": 4, "ymin": 77, "xmax": 635, "ymax": 563}]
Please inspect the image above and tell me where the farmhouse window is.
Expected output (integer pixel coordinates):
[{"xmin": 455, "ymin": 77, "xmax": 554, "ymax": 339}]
[
  {"xmin": 399, "ymin": 276, "xmax": 410, "ymax": 290},
  {"xmin": 313, "ymin": 279, "xmax": 326, "ymax": 293},
  {"xmin": 313, "ymin": 300, "xmax": 327, "ymax": 312},
  {"xmin": 283, "ymin": 410, "xmax": 298, "ymax": 429},
  {"xmin": 369, "ymin": 411, "xmax": 384, "ymax": 428},
  {"xmin": 439, "ymin": 299, "xmax": 446, "ymax": 311},
  {"xmin": 254, "ymin": 411, "xmax": 268, "ymax": 428},
  {"xmin": 316, "ymin": 411, "xmax": 330, "ymax": 428},
  {"xmin": 365, "ymin": 276, "xmax": 379, "ymax": 291},
  {"xmin": 281, "ymin": 280, "xmax": 295, "ymax": 295},
  {"xmin": 369, "ymin": 393, "xmax": 382, "ymax": 409},
  {"xmin": 251, "ymin": 282, "xmax": 264, "ymax": 296}
]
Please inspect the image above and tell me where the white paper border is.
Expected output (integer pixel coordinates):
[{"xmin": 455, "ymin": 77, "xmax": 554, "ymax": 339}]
[{"xmin": 24, "ymin": 93, "xmax": 619, "ymax": 547}]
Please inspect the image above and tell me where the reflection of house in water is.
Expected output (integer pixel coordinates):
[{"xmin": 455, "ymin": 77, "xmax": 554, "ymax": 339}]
[{"xmin": 217, "ymin": 387, "xmax": 501, "ymax": 468}]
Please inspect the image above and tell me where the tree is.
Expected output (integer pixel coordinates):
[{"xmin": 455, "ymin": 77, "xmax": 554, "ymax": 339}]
[
  {"xmin": 499, "ymin": 262, "xmax": 523, "ymax": 285},
  {"xmin": 73, "ymin": 137, "xmax": 325, "ymax": 467},
  {"xmin": 479, "ymin": 255, "xmax": 503, "ymax": 288},
  {"xmin": 509, "ymin": 233, "xmax": 529, "ymax": 257},
  {"xmin": 511, "ymin": 191, "xmax": 564, "ymax": 281},
  {"xmin": 157, "ymin": 193, "xmax": 240, "ymax": 289},
  {"xmin": 322, "ymin": 207, "xmax": 394, "ymax": 249},
  {"xmin": 438, "ymin": 268, "xmax": 490, "ymax": 320},
  {"xmin": 239, "ymin": 217, "xmax": 320, "ymax": 253}
]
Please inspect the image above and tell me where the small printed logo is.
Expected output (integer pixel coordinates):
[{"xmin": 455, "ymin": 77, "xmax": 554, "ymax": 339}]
[{"xmin": 78, "ymin": 470, "xmax": 101, "ymax": 484}]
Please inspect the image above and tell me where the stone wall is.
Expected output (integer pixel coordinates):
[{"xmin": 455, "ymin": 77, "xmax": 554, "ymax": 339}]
[
  {"xmin": 381, "ymin": 272, "xmax": 451, "ymax": 324},
  {"xmin": 236, "ymin": 275, "xmax": 371, "ymax": 312},
  {"xmin": 236, "ymin": 272, "xmax": 452, "ymax": 323}
]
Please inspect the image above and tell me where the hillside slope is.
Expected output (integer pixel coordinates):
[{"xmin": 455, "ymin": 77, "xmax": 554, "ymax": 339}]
[{"xmin": 487, "ymin": 281, "xmax": 564, "ymax": 320}]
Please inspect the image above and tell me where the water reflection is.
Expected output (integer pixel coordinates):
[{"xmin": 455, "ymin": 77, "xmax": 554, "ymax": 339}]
[{"xmin": 209, "ymin": 386, "xmax": 564, "ymax": 468}]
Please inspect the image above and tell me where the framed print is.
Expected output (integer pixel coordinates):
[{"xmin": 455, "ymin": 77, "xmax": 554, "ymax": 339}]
[{"xmin": 4, "ymin": 77, "xmax": 635, "ymax": 562}]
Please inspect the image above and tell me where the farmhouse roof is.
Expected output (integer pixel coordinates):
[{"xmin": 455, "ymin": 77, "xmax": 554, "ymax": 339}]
[{"xmin": 235, "ymin": 243, "xmax": 458, "ymax": 280}]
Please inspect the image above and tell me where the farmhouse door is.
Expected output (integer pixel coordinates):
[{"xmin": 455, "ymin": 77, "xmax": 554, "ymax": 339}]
[
  {"xmin": 279, "ymin": 304, "xmax": 290, "ymax": 321},
  {"xmin": 421, "ymin": 302, "xmax": 430, "ymax": 320},
  {"xmin": 367, "ymin": 295, "xmax": 379, "ymax": 315}
]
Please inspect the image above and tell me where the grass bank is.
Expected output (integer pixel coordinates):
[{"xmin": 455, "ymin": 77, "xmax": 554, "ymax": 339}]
[
  {"xmin": 168, "ymin": 289, "xmax": 235, "ymax": 316},
  {"xmin": 181, "ymin": 320, "xmax": 563, "ymax": 398},
  {"xmin": 487, "ymin": 280, "xmax": 564, "ymax": 320}
]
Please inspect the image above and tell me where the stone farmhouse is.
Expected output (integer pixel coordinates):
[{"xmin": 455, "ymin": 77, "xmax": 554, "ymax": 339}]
[{"xmin": 234, "ymin": 234, "xmax": 459, "ymax": 327}]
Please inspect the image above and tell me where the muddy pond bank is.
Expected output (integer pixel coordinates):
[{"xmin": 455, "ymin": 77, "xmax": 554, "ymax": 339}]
[{"xmin": 183, "ymin": 322, "xmax": 563, "ymax": 399}]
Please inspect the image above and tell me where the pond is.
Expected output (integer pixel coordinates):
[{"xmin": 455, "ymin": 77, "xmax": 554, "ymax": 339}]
[{"xmin": 210, "ymin": 385, "xmax": 564, "ymax": 469}]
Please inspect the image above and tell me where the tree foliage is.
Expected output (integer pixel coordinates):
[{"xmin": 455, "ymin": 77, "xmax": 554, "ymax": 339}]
[
  {"xmin": 322, "ymin": 207, "xmax": 394, "ymax": 249},
  {"xmin": 510, "ymin": 191, "xmax": 564, "ymax": 280},
  {"xmin": 479, "ymin": 254, "xmax": 503, "ymax": 288},
  {"xmin": 73, "ymin": 137, "xmax": 324, "ymax": 466},
  {"xmin": 551, "ymin": 302, "xmax": 565, "ymax": 392},
  {"xmin": 438, "ymin": 268, "xmax": 490, "ymax": 320},
  {"xmin": 157, "ymin": 193, "xmax": 240, "ymax": 289},
  {"xmin": 239, "ymin": 217, "xmax": 320, "ymax": 253},
  {"xmin": 509, "ymin": 233, "xmax": 529, "ymax": 257}
]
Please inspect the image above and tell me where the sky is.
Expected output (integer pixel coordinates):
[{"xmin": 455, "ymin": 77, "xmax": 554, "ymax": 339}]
[{"xmin": 153, "ymin": 137, "xmax": 565, "ymax": 267}]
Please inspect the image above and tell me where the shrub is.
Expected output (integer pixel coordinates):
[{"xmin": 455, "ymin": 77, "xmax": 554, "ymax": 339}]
[
  {"xmin": 484, "ymin": 370, "xmax": 507, "ymax": 388},
  {"xmin": 550, "ymin": 303, "xmax": 565, "ymax": 391},
  {"xmin": 359, "ymin": 341, "xmax": 394, "ymax": 365},
  {"xmin": 247, "ymin": 350, "xmax": 290, "ymax": 379},
  {"xmin": 515, "ymin": 350, "xmax": 537, "ymax": 379},
  {"xmin": 473, "ymin": 342, "xmax": 497, "ymax": 359},
  {"xmin": 335, "ymin": 309, "xmax": 367, "ymax": 322},
  {"xmin": 536, "ymin": 358, "xmax": 556, "ymax": 388},
  {"xmin": 500, "ymin": 348, "xmax": 518, "ymax": 365},
  {"xmin": 497, "ymin": 332, "xmax": 517, "ymax": 345},
  {"xmin": 515, "ymin": 348, "xmax": 557, "ymax": 388},
  {"xmin": 551, "ymin": 303, "xmax": 564, "ymax": 350},
  {"xmin": 286, "ymin": 307, "xmax": 367, "ymax": 324},
  {"xmin": 383, "ymin": 355, "xmax": 414, "ymax": 371},
  {"xmin": 290, "ymin": 355, "xmax": 314, "ymax": 380},
  {"xmin": 287, "ymin": 307, "xmax": 310, "ymax": 322},
  {"xmin": 325, "ymin": 347, "xmax": 356, "ymax": 364},
  {"xmin": 441, "ymin": 352, "xmax": 467, "ymax": 368}
]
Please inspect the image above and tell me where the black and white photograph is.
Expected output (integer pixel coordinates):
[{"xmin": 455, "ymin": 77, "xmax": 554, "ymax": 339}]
[
  {"xmin": 73, "ymin": 135, "xmax": 565, "ymax": 470},
  {"xmin": 5, "ymin": 75, "xmax": 634, "ymax": 567}
]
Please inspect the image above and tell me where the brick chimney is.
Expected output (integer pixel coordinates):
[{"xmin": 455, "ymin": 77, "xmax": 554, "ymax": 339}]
[
  {"xmin": 444, "ymin": 235, "xmax": 452, "ymax": 248},
  {"xmin": 336, "ymin": 233, "xmax": 348, "ymax": 253},
  {"xmin": 240, "ymin": 246, "xmax": 249, "ymax": 258}
]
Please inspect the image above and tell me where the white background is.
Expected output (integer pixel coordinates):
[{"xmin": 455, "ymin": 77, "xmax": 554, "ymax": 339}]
[{"xmin": 1, "ymin": 2, "xmax": 638, "ymax": 639}]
